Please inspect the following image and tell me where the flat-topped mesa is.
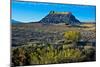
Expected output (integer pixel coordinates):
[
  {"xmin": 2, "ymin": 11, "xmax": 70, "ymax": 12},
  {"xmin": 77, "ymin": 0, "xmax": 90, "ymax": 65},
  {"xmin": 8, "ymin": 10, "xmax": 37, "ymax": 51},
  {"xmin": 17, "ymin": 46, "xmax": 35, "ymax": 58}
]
[
  {"xmin": 39, "ymin": 11, "xmax": 81, "ymax": 25},
  {"xmin": 49, "ymin": 11, "xmax": 72, "ymax": 15}
]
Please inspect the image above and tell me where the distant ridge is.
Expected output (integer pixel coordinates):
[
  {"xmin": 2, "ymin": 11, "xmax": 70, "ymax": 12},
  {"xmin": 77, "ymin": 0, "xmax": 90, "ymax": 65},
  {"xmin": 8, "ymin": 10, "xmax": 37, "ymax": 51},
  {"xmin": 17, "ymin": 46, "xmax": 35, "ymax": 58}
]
[
  {"xmin": 39, "ymin": 11, "xmax": 81, "ymax": 25},
  {"xmin": 81, "ymin": 22, "xmax": 96, "ymax": 24},
  {"xmin": 11, "ymin": 19, "xmax": 22, "ymax": 24}
]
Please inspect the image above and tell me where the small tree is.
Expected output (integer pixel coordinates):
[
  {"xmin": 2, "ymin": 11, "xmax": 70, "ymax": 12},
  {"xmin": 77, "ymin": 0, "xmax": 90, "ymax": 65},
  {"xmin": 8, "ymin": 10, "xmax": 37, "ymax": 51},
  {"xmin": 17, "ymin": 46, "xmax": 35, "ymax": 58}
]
[{"xmin": 50, "ymin": 11, "xmax": 55, "ymax": 14}]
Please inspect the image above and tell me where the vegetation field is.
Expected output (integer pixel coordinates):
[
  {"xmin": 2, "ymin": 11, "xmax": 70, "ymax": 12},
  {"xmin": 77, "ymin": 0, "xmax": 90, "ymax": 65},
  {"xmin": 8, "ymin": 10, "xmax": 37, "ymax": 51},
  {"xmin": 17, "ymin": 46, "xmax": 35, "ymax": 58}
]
[{"xmin": 11, "ymin": 23, "xmax": 96, "ymax": 66}]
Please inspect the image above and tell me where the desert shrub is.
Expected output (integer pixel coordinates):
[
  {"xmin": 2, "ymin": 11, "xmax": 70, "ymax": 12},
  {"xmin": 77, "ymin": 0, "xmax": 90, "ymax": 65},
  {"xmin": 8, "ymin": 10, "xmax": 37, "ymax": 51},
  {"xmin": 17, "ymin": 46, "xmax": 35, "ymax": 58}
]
[
  {"xmin": 12, "ymin": 42, "xmax": 95, "ymax": 66},
  {"xmin": 12, "ymin": 48, "xmax": 26, "ymax": 66},
  {"xmin": 63, "ymin": 31, "xmax": 81, "ymax": 42},
  {"xmin": 82, "ymin": 46, "xmax": 96, "ymax": 61},
  {"xmin": 29, "ymin": 52, "xmax": 40, "ymax": 64},
  {"xmin": 57, "ymin": 48, "xmax": 83, "ymax": 63}
]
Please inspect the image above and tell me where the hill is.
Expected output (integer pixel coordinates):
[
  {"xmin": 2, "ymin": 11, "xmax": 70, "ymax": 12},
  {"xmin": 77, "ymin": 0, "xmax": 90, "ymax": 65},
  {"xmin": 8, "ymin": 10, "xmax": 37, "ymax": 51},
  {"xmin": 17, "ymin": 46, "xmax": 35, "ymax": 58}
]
[{"xmin": 39, "ymin": 11, "xmax": 80, "ymax": 25}]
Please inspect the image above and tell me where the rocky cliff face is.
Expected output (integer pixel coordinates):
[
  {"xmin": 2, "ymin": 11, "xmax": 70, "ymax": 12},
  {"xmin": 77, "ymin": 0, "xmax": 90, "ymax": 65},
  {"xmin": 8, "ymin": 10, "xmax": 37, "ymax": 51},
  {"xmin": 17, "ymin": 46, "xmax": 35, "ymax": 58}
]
[{"xmin": 39, "ymin": 11, "xmax": 80, "ymax": 25}]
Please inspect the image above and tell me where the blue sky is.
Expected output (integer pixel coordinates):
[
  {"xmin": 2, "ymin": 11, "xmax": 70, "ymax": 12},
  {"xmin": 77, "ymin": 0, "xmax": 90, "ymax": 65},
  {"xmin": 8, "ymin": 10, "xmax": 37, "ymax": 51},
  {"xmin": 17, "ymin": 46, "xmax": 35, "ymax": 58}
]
[{"xmin": 12, "ymin": 1, "xmax": 96, "ymax": 23}]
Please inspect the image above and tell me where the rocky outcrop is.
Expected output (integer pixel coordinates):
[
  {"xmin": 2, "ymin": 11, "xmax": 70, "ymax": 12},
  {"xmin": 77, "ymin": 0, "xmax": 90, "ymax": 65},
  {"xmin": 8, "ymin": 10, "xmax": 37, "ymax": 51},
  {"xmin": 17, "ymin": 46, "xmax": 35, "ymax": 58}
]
[{"xmin": 39, "ymin": 11, "xmax": 81, "ymax": 25}]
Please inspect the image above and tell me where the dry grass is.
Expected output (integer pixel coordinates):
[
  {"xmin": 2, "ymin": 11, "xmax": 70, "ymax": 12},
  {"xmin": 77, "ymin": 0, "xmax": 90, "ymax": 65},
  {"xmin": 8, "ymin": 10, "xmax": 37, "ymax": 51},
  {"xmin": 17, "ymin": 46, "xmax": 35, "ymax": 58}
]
[{"xmin": 12, "ymin": 23, "xmax": 95, "ymax": 32}]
